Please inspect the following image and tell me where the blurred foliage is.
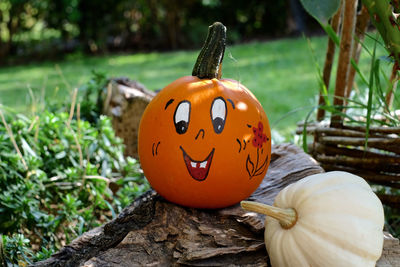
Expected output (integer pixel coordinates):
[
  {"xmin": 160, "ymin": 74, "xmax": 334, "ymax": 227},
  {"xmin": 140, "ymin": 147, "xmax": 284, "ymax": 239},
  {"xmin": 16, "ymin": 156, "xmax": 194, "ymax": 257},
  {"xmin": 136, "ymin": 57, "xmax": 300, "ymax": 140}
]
[
  {"xmin": 0, "ymin": 0, "xmax": 316, "ymax": 63},
  {"xmin": 0, "ymin": 74, "xmax": 149, "ymax": 264}
]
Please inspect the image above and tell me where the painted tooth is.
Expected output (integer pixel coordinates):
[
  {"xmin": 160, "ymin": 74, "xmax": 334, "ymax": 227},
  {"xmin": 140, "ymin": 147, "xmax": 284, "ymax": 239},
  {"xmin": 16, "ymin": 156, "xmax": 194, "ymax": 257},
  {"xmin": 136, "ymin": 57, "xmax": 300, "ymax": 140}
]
[
  {"xmin": 200, "ymin": 161, "xmax": 207, "ymax": 168},
  {"xmin": 191, "ymin": 162, "xmax": 197, "ymax": 168}
]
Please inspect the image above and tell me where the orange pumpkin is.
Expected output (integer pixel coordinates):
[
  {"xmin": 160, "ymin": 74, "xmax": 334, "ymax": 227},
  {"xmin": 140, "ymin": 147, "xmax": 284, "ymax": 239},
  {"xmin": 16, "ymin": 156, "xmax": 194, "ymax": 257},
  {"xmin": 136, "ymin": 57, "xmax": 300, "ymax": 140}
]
[{"xmin": 138, "ymin": 22, "xmax": 271, "ymax": 208}]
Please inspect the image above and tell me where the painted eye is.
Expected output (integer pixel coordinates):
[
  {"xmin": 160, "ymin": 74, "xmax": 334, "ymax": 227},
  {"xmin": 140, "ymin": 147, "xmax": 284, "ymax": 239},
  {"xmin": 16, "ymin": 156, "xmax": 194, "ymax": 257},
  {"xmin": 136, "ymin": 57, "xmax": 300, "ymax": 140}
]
[
  {"xmin": 210, "ymin": 97, "xmax": 227, "ymax": 134},
  {"xmin": 174, "ymin": 101, "xmax": 191, "ymax": 134}
]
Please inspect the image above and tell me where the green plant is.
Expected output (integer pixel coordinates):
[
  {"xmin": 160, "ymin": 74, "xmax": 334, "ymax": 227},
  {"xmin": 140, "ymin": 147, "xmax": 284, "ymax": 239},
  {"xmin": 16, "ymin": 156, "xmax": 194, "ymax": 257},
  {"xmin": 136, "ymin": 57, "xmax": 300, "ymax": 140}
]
[
  {"xmin": 298, "ymin": 0, "xmax": 400, "ymax": 238},
  {"xmin": 77, "ymin": 70, "xmax": 108, "ymax": 123},
  {"xmin": 362, "ymin": 0, "xmax": 400, "ymax": 67},
  {"xmin": 0, "ymin": 106, "xmax": 149, "ymax": 264},
  {"xmin": 300, "ymin": 0, "xmax": 399, "ymax": 121},
  {"xmin": 1, "ymin": 234, "xmax": 33, "ymax": 265}
]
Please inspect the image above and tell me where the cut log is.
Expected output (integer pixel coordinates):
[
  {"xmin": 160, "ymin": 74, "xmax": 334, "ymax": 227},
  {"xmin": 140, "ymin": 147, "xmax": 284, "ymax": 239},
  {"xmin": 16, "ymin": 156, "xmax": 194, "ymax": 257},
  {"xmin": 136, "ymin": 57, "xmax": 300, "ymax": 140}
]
[
  {"xmin": 377, "ymin": 232, "xmax": 400, "ymax": 266},
  {"xmin": 101, "ymin": 77, "xmax": 156, "ymax": 158},
  {"xmin": 31, "ymin": 144, "xmax": 400, "ymax": 266}
]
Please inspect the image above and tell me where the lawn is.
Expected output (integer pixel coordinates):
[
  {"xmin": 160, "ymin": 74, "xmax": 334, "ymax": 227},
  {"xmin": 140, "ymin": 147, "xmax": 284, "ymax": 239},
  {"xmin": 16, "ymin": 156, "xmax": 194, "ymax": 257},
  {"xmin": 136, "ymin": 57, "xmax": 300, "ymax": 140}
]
[{"xmin": 0, "ymin": 34, "xmax": 387, "ymax": 140}]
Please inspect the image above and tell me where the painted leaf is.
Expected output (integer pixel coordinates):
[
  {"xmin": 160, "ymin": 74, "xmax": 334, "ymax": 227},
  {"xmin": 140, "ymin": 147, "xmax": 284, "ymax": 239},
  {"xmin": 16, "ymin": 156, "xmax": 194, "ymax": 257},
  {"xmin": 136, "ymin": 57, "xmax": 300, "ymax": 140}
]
[
  {"xmin": 254, "ymin": 155, "xmax": 269, "ymax": 177},
  {"xmin": 299, "ymin": 0, "xmax": 340, "ymax": 24},
  {"xmin": 246, "ymin": 155, "xmax": 254, "ymax": 178}
]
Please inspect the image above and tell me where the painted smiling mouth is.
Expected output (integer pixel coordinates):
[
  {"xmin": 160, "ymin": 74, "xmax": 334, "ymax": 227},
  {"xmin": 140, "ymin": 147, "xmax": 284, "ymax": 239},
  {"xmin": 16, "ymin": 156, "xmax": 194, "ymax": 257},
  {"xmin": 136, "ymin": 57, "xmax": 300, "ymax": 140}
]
[{"xmin": 179, "ymin": 146, "xmax": 215, "ymax": 181}]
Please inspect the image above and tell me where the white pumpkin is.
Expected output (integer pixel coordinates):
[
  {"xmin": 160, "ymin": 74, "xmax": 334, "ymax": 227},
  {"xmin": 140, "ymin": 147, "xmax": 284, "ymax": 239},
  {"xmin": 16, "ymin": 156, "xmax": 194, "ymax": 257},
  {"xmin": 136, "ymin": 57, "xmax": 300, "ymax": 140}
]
[{"xmin": 241, "ymin": 171, "xmax": 384, "ymax": 267}]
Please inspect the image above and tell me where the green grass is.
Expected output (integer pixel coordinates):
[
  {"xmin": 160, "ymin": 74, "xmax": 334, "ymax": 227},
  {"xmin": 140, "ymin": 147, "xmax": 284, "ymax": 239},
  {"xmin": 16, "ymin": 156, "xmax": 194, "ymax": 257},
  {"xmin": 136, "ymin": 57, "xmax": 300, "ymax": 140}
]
[{"xmin": 0, "ymin": 35, "xmax": 388, "ymax": 139}]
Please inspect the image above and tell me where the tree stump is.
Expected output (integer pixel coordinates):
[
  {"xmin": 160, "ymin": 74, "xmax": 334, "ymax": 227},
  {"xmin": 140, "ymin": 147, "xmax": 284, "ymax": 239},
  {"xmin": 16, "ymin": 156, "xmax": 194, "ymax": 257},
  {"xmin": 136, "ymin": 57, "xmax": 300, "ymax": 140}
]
[
  {"xmin": 101, "ymin": 77, "xmax": 156, "ymax": 158},
  {"xmin": 32, "ymin": 144, "xmax": 400, "ymax": 267}
]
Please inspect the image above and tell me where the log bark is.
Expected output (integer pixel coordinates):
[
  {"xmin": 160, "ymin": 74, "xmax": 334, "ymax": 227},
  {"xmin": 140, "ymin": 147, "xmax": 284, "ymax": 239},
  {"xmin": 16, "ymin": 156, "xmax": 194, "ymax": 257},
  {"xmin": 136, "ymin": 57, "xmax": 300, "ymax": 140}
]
[
  {"xmin": 32, "ymin": 144, "xmax": 323, "ymax": 267},
  {"xmin": 31, "ymin": 144, "xmax": 400, "ymax": 266},
  {"xmin": 101, "ymin": 77, "xmax": 156, "ymax": 158},
  {"xmin": 378, "ymin": 232, "xmax": 400, "ymax": 266}
]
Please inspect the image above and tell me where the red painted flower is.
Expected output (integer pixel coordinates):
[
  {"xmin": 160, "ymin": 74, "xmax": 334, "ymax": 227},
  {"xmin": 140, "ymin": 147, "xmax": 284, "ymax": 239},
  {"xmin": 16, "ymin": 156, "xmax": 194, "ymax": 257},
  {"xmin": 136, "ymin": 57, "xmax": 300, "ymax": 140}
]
[{"xmin": 252, "ymin": 121, "xmax": 268, "ymax": 148}]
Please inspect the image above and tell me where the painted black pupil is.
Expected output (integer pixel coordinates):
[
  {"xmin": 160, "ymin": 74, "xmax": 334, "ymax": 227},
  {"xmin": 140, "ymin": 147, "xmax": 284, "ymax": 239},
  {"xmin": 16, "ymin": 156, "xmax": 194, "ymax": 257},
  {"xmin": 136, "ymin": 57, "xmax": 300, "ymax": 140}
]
[
  {"xmin": 212, "ymin": 117, "xmax": 225, "ymax": 134},
  {"xmin": 175, "ymin": 121, "xmax": 188, "ymax": 134}
]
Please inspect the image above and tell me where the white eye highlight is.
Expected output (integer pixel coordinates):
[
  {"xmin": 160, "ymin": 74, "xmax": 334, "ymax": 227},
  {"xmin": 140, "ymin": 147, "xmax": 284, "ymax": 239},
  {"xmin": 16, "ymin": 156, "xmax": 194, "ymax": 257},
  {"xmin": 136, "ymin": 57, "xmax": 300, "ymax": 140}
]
[
  {"xmin": 174, "ymin": 101, "xmax": 191, "ymax": 134},
  {"xmin": 210, "ymin": 97, "xmax": 227, "ymax": 134},
  {"xmin": 211, "ymin": 98, "xmax": 226, "ymax": 120}
]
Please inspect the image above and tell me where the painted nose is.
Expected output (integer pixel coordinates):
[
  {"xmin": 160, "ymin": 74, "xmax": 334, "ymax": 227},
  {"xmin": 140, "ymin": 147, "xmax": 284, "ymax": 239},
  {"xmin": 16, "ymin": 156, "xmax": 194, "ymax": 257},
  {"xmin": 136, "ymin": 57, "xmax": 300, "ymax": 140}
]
[{"xmin": 195, "ymin": 129, "xmax": 205, "ymax": 140}]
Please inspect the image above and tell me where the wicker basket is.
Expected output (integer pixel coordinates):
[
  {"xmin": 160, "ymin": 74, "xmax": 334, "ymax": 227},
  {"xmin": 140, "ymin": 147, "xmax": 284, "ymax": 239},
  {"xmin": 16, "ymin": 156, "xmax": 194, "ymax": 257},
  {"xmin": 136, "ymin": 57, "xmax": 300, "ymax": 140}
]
[{"xmin": 297, "ymin": 122, "xmax": 400, "ymax": 206}]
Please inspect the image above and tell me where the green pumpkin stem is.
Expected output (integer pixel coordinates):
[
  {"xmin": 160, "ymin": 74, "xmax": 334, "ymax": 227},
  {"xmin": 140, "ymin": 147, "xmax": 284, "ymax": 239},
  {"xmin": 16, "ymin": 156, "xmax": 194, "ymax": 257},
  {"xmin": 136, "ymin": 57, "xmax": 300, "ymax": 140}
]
[{"xmin": 192, "ymin": 22, "xmax": 226, "ymax": 79}]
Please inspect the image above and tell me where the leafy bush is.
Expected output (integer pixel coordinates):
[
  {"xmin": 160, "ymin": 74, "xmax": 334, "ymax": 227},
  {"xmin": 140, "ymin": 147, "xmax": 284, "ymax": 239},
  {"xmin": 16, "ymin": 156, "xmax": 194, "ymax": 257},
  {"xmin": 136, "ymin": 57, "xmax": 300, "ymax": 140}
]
[{"xmin": 0, "ymin": 108, "xmax": 149, "ymax": 265}]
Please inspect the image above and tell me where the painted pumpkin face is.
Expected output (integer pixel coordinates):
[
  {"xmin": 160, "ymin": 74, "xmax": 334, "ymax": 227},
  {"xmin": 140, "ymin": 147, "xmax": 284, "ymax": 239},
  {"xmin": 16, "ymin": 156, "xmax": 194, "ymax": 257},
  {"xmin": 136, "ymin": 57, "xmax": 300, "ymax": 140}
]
[{"xmin": 138, "ymin": 76, "xmax": 271, "ymax": 208}]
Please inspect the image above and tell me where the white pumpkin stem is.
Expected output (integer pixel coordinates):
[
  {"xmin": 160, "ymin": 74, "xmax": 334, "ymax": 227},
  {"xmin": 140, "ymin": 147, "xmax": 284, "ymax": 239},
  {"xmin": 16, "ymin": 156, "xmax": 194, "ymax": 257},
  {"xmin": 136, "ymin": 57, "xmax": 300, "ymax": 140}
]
[{"xmin": 241, "ymin": 201, "xmax": 298, "ymax": 229}]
